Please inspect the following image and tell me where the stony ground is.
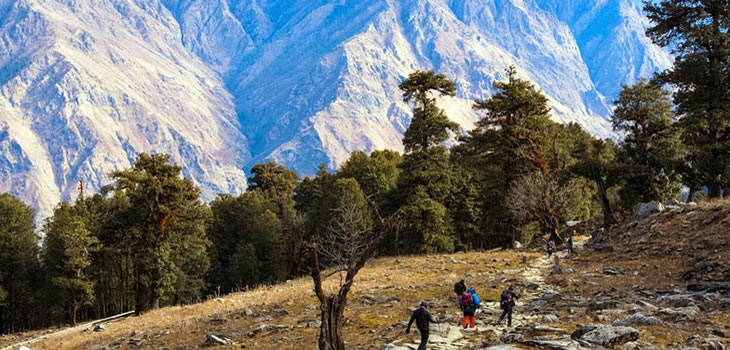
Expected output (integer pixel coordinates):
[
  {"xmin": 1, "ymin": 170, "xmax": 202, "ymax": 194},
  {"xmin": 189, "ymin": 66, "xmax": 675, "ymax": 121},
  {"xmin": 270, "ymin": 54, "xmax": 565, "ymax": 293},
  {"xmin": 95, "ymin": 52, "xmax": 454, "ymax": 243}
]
[{"xmin": 3, "ymin": 201, "xmax": 730, "ymax": 350}]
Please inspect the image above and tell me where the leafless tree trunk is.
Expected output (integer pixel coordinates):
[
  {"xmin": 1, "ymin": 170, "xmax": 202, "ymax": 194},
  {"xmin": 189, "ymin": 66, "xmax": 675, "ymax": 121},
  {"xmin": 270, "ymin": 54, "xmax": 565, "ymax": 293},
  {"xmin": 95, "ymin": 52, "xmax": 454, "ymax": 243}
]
[{"xmin": 309, "ymin": 202, "xmax": 402, "ymax": 350}]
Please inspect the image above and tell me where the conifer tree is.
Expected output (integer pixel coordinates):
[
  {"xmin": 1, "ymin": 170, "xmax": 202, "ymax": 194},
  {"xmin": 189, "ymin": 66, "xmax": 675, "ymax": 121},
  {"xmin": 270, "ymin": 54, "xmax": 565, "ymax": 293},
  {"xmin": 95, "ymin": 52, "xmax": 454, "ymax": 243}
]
[
  {"xmin": 396, "ymin": 70, "xmax": 459, "ymax": 253},
  {"xmin": 0, "ymin": 193, "xmax": 41, "ymax": 333},
  {"xmin": 110, "ymin": 153, "xmax": 209, "ymax": 313},
  {"xmin": 612, "ymin": 80, "xmax": 686, "ymax": 207},
  {"xmin": 42, "ymin": 202, "xmax": 98, "ymax": 325},
  {"xmin": 465, "ymin": 67, "xmax": 568, "ymax": 244},
  {"xmin": 645, "ymin": 0, "xmax": 730, "ymax": 198}
]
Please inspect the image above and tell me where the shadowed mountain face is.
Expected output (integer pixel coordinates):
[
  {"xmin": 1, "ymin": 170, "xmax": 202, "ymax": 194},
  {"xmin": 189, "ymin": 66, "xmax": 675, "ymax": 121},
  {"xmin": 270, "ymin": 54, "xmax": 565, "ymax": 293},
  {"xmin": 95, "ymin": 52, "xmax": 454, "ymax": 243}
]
[{"xmin": 0, "ymin": 0, "xmax": 670, "ymax": 219}]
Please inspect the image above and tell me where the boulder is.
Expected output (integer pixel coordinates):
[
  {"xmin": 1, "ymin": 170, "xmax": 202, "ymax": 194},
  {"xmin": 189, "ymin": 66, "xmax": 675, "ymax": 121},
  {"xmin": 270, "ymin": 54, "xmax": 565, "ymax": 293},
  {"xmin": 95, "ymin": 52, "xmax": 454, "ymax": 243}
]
[
  {"xmin": 658, "ymin": 305, "xmax": 700, "ymax": 317},
  {"xmin": 571, "ymin": 325, "xmax": 599, "ymax": 339},
  {"xmin": 579, "ymin": 326, "xmax": 640, "ymax": 347},
  {"xmin": 93, "ymin": 324, "xmax": 105, "ymax": 332},
  {"xmin": 550, "ymin": 267, "xmax": 575, "ymax": 275},
  {"xmin": 634, "ymin": 202, "xmax": 664, "ymax": 219},
  {"xmin": 603, "ymin": 267, "xmax": 622, "ymax": 275},
  {"xmin": 204, "ymin": 333, "xmax": 231, "ymax": 346},
  {"xmin": 612, "ymin": 314, "xmax": 666, "ymax": 327},
  {"xmin": 521, "ymin": 338, "xmax": 583, "ymax": 350},
  {"xmin": 541, "ymin": 314, "xmax": 559, "ymax": 323}
]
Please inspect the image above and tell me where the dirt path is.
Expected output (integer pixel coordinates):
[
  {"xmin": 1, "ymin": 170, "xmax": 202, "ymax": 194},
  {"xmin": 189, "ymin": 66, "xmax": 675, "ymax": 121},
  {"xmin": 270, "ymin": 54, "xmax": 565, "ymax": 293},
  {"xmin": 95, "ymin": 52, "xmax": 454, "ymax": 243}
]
[{"xmin": 386, "ymin": 244, "xmax": 579, "ymax": 350}]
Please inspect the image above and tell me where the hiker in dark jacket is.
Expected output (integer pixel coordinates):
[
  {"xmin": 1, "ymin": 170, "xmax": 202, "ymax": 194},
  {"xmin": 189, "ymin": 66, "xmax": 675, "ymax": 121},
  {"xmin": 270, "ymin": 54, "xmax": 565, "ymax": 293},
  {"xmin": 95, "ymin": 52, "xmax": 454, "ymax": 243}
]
[
  {"xmin": 454, "ymin": 279, "xmax": 466, "ymax": 296},
  {"xmin": 568, "ymin": 231, "xmax": 575, "ymax": 254},
  {"xmin": 496, "ymin": 285, "xmax": 519, "ymax": 327},
  {"xmin": 453, "ymin": 279, "xmax": 466, "ymax": 310},
  {"xmin": 406, "ymin": 301, "xmax": 439, "ymax": 350},
  {"xmin": 547, "ymin": 240, "xmax": 554, "ymax": 257}
]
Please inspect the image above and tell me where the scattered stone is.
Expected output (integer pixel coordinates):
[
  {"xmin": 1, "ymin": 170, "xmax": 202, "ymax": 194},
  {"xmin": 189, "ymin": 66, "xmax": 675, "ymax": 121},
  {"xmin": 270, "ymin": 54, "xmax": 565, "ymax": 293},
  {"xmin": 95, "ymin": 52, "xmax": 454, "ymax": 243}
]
[
  {"xmin": 215, "ymin": 298, "xmax": 224, "ymax": 303},
  {"xmin": 711, "ymin": 329, "xmax": 727, "ymax": 338},
  {"xmin": 541, "ymin": 314, "xmax": 559, "ymax": 323},
  {"xmin": 550, "ymin": 267, "xmax": 575, "ymax": 275},
  {"xmin": 243, "ymin": 308, "xmax": 253, "ymax": 316},
  {"xmin": 209, "ymin": 312, "xmax": 227, "ymax": 324},
  {"xmin": 94, "ymin": 324, "xmax": 105, "ymax": 332},
  {"xmin": 579, "ymin": 326, "xmax": 640, "ymax": 347},
  {"xmin": 658, "ymin": 305, "xmax": 700, "ymax": 317},
  {"xmin": 687, "ymin": 282, "xmax": 730, "ymax": 293},
  {"xmin": 593, "ymin": 243, "xmax": 615, "ymax": 252},
  {"xmin": 154, "ymin": 329, "xmax": 173, "ymax": 338},
  {"xmin": 297, "ymin": 318, "xmax": 321, "ymax": 328},
  {"xmin": 252, "ymin": 315, "xmax": 273, "ymax": 323},
  {"xmin": 204, "ymin": 333, "xmax": 231, "ymax": 346},
  {"xmin": 128, "ymin": 338, "xmax": 145, "ymax": 346},
  {"xmin": 613, "ymin": 314, "xmax": 666, "ymax": 327},
  {"xmin": 130, "ymin": 330, "xmax": 142, "ymax": 337},
  {"xmin": 603, "ymin": 267, "xmax": 622, "ymax": 275},
  {"xmin": 587, "ymin": 300, "xmax": 618, "ymax": 312},
  {"xmin": 571, "ymin": 325, "xmax": 599, "ymax": 340},
  {"xmin": 634, "ymin": 202, "xmax": 664, "ymax": 219}
]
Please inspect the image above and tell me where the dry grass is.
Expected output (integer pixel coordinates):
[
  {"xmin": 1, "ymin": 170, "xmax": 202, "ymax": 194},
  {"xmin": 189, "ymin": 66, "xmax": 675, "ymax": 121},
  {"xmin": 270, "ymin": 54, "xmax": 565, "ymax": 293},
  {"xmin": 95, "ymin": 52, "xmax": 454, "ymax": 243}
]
[{"xmin": 29, "ymin": 251, "xmax": 539, "ymax": 349}]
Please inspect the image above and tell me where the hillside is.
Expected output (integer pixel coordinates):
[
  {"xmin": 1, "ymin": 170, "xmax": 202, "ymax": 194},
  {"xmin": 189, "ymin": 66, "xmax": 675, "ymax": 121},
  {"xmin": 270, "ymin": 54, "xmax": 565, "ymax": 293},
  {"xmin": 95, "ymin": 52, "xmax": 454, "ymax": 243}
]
[{"xmin": 3, "ymin": 201, "xmax": 729, "ymax": 349}]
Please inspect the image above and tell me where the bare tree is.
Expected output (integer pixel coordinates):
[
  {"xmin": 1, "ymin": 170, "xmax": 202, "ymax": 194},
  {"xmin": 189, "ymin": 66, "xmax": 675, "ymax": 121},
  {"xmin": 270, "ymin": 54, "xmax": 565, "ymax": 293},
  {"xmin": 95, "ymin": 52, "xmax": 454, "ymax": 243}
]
[
  {"xmin": 308, "ymin": 179, "xmax": 402, "ymax": 350},
  {"xmin": 508, "ymin": 171, "xmax": 579, "ymax": 244}
]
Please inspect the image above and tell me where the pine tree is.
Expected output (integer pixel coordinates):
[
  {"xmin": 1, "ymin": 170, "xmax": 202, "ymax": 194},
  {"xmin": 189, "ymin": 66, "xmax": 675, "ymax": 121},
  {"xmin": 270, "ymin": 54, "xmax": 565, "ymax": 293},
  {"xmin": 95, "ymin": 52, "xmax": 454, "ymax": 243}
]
[
  {"xmin": 42, "ymin": 202, "xmax": 98, "ymax": 325},
  {"xmin": 0, "ymin": 193, "xmax": 41, "ymax": 333},
  {"xmin": 110, "ymin": 153, "xmax": 209, "ymax": 313},
  {"xmin": 396, "ymin": 70, "xmax": 459, "ymax": 253},
  {"xmin": 464, "ymin": 67, "xmax": 569, "ymax": 244},
  {"xmin": 612, "ymin": 80, "xmax": 686, "ymax": 207},
  {"xmin": 644, "ymin": 0, "xmax": 730, "ymax": 198}
]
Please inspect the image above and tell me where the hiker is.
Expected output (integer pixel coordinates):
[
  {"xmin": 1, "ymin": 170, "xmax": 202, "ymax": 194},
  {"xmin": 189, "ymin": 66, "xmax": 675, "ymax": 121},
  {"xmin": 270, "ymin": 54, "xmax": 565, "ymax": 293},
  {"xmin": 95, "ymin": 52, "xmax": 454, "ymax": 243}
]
[
  {"xmin": 496, "ymin": 285, "xmax": 519, "ymax": 327},
  {"xmin": 406, "ymin": 301, "xmax": 440, "ymax": 350},
  {"xmin": 547, "ymin": 240, "xmax": 554, "ymax": 257},
  {"xmin": 453, "ymin": 279, "xmax": 466, "ymax": 308},
  {"xmin": 459, "ymin": 287, "xmax": 478, "ymax": 329},
  {"xmin": 568, "ymin": 231, "xmax": 575, "ymax": 254}
]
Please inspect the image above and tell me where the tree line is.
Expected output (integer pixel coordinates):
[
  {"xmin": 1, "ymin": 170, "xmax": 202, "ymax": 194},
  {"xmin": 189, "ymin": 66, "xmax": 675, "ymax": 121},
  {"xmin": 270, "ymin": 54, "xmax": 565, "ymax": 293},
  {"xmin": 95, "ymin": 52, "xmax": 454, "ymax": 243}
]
[{"xmin": 0, "ymin": 0, "xmax": 727, "ymax": 334}]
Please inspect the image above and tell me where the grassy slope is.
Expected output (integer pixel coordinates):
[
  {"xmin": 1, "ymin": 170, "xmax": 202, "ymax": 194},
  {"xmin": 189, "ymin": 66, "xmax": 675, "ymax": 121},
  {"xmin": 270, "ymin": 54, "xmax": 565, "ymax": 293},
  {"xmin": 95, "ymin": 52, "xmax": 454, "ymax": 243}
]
[{"xmin": 29, "ymin": 251, "xmax": 539, "ymax": 349}]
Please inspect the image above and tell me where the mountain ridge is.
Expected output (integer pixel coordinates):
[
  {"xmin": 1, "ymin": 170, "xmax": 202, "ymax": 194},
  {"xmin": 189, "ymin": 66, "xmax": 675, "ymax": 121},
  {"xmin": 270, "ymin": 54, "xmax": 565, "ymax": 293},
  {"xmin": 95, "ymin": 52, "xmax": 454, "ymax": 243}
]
[{"xmin": 0, "ymin": 0, "xmax": 671, "ymax": 219}]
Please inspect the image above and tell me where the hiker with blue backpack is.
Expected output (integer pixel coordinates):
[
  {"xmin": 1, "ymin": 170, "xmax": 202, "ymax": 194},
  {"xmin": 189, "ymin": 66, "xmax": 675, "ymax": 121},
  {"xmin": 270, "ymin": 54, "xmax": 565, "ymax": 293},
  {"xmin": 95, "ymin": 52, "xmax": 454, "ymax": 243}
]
[{"xmin": 459, "ymin": 287, "xmax": 480, "ymax": 328}]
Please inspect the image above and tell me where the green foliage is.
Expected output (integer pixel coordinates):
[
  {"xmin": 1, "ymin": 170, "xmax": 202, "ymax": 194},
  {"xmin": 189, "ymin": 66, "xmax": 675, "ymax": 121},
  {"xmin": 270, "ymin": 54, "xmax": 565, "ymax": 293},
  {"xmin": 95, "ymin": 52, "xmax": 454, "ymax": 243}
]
[
  {"xmin": 336, "ymin": 150, "xmax": 402, "ymax": 205},
  {"xmin": 399, "ymin": 70, "xmax": 459, "ymax": 152},
  {"xmin": 0, "ymin": 193, "xmax": 41, "ymax": 333},
  {"xmin": 42, "ymin": 202, "xmax": 98, "ymax": 324},
  {"xmin": 395, "ymin": 70, "xmax": 460, "ymax": 253},
  {"xmin": 208, "ymin": 190, "xmax": 287, "ymax": 293},
  {"xmin": 110, "ymin": 153, "xmax": 210, "ymax": 312},
  {"xmin": 645, "ymin": 0, "xmax": 730, "ymax": 196},
  {"xmin": 612, "ymin": 80, "xmax": 685, "ymax": 207}
]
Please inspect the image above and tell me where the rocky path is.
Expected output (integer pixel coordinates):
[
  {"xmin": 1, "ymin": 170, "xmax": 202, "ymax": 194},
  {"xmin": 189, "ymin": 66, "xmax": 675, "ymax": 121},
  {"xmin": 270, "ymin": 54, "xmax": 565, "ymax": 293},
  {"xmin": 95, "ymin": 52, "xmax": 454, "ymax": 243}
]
[{"xmin": 384, "ymin": 247, "xmax": 579, "ymax": 350}]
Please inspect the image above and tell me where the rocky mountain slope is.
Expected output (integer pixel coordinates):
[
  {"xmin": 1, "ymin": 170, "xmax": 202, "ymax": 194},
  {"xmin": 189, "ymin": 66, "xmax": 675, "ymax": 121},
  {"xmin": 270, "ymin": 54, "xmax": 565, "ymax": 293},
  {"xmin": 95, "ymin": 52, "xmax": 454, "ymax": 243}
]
[
  {"xmin": 5, "ymin": 200, "xmax": 729, "ymax": 350},
  {"xmin": 0, "ymin": 0, "xmax": 671, "ymax": 218}
]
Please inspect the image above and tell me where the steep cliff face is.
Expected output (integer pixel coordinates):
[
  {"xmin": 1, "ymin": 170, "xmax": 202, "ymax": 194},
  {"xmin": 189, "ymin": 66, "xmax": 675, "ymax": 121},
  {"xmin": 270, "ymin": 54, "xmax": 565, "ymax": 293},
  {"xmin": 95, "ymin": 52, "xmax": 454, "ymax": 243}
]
[
  {"xmin": 0, "ymin": 0, "xmax": 249, "ymax": 218},
  {"xmin": 0, "ymin": 0, "xmax": 670, "ymax": 219}
]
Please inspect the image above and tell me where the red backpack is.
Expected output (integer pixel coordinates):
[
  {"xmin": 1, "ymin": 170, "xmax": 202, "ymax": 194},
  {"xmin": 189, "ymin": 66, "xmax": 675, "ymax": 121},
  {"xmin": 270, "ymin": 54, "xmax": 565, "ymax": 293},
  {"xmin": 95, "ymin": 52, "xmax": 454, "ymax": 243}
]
[{"xmin": 460, "ymin": 292, "xmax": 474, "ymax": 311}]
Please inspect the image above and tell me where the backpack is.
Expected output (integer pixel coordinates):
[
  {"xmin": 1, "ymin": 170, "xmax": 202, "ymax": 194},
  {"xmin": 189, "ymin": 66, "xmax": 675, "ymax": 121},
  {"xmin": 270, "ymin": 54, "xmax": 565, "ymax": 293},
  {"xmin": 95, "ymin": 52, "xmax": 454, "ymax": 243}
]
[
  {"xmin": 460, "ymin": 292, "xmax": 475, "ymax": 312},
  {"xmin": 499, "ymin": 290, "xmax": 512, "ymax": 309},
  {"xmin": 454, "ymin": 281, "xmax": 466, "ymax": 296}
]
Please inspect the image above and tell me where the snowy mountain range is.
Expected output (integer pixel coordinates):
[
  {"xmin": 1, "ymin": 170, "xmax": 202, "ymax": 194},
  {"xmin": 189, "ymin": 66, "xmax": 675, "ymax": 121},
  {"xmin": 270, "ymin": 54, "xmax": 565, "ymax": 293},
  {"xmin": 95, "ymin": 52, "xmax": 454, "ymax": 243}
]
[{"xmin": 0, "ymin": 0, "xmax": 671, "ymax": 220}]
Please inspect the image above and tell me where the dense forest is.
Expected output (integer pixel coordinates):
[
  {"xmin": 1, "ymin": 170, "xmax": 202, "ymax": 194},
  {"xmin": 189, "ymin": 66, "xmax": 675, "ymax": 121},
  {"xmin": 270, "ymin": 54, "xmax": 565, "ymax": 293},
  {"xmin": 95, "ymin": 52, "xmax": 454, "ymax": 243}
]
[{"xmin": 1, "ymin": 0, "xmax": 729, "ymax": 333}]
